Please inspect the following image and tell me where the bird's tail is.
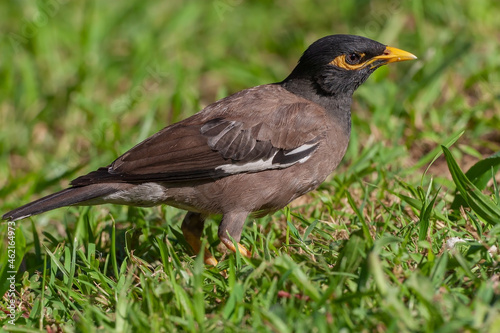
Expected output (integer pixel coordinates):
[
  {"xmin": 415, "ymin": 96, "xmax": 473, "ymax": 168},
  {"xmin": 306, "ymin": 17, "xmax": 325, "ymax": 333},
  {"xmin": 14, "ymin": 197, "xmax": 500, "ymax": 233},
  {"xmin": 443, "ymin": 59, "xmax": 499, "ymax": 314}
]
[{"xmin": 2, "ymin": 185, "xmax": 119, "ymax": 222}]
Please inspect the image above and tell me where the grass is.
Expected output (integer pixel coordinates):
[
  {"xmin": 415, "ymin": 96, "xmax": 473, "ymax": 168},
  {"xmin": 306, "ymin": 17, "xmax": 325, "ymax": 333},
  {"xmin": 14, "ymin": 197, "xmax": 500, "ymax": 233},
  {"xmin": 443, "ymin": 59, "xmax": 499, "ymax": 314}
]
[{"xmin": 1, "ymin": 0, "xmax": 500, "ymax": 331}]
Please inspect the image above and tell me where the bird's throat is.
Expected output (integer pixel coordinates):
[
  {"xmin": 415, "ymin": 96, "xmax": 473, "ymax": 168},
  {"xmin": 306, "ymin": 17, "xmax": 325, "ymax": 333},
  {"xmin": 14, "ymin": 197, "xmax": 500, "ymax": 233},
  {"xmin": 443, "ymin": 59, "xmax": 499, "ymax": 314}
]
[{"xmin": 281, "ymin": 78, "xmax": 352, "ymax": 137}]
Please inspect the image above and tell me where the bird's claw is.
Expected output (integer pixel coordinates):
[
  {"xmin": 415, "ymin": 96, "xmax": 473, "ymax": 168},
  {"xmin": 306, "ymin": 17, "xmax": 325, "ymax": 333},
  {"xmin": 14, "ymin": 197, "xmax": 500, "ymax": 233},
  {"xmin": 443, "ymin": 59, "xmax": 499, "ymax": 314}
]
[{"xmin": 220, "ymin": 238, "xmax": 252, "ymax": 258}]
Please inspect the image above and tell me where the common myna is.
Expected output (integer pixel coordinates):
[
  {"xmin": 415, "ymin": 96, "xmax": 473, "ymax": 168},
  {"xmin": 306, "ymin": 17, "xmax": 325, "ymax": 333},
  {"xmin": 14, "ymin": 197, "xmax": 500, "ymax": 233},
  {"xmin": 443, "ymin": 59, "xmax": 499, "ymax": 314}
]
[{"xmin": 3, "ymin": 35, "xmax": 416, "ymax": 265}]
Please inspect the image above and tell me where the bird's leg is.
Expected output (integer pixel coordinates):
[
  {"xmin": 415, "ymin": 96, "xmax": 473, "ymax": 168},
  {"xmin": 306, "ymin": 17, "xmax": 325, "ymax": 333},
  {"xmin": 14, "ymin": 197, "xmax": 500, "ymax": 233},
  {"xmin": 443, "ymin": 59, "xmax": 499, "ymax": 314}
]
[
  {"xmin": 218, "ymin": 211, "xmax": 252, "ymax": 258},
  {"xmin": 181, "ymin": 211, "xmax": 218, "ymax": 266}
]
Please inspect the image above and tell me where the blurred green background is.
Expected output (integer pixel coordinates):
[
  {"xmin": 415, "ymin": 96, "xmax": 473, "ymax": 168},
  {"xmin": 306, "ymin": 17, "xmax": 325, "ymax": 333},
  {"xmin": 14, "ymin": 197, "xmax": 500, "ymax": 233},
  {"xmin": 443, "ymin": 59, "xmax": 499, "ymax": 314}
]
[
  {"xmin": 1, "ymin": 0, "xmax": 499, "ymax": 203},
  {"xmin": 1, "ymin": 0, "xmax": 499, "ymax": 331}
]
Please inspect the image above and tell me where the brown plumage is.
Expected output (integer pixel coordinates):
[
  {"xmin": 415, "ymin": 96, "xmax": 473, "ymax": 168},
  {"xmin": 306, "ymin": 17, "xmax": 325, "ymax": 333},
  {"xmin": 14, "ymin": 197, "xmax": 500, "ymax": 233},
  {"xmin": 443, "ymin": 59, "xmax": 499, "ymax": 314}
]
[{"xmin": 3, "ymin": 35, "xmax": 416, "ymax": 265}]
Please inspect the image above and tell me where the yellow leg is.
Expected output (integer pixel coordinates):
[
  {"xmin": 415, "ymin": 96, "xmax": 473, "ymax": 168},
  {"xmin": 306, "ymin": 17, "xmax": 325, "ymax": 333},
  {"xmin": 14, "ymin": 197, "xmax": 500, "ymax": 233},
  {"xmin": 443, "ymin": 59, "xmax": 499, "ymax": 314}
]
[
  {"xmin": 181, "ymin": 212, "xmax": 218, "ymax": 266},
  {"xmin": 220, "ymin": 237, "xmax": 252, "ymax": 258},
  {"xmin": 217, "ymin": 211, "xmax": 252, "ymax": 258},
  {"xmin": 182, "ymin": 228, "xmax": 218, "ymax": 266}
]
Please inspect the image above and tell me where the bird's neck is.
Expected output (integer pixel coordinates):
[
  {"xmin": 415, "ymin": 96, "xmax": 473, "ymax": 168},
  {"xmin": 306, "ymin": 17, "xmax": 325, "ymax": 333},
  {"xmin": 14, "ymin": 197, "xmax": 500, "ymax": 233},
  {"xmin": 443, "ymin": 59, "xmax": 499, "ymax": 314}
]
[{"xmin": 280, "ymin": 78, "xmax": 352, "ymax": 136}]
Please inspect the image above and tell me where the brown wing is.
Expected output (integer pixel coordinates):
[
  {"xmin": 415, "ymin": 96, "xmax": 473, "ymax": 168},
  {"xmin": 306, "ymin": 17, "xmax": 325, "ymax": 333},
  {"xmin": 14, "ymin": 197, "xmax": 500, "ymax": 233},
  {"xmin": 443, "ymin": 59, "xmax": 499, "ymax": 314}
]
[{"xmin": 71, "ymin": 85, "xmax": 327, "ymax": 185}]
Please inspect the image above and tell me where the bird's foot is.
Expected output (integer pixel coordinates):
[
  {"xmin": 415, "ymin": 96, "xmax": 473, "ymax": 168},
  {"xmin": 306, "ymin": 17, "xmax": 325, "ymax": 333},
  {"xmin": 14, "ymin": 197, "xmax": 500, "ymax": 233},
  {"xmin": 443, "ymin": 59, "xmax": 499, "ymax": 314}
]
[
  {"xmin": 183, "ymin": 229, "xmax": 218, "ymax": 266},
  {"xmin": 220, "ymin": 238, "xmax": 252, "ymax": 258},
  {"xmin": 204, "ymin": 251, "xmax": 218, "ymax": 266}
]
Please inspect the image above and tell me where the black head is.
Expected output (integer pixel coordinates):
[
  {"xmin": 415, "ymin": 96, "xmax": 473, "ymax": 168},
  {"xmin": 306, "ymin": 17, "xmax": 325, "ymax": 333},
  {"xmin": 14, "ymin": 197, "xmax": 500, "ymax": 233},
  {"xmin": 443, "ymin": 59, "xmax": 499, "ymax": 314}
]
[{"xmin": 282, "ymin": 34, "xmax": 416, "ymax": 97}]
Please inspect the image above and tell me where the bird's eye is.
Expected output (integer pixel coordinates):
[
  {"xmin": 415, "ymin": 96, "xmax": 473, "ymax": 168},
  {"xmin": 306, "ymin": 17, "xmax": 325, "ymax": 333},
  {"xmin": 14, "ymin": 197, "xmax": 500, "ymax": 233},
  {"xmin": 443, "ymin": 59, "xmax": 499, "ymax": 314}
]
[
  {"xmin": 329, "ymin": 52, "xmax": 366, "ymax": 70},
  {"xmin": 346, "ymin": 53, "xmax": 361, "ymax": 65}
]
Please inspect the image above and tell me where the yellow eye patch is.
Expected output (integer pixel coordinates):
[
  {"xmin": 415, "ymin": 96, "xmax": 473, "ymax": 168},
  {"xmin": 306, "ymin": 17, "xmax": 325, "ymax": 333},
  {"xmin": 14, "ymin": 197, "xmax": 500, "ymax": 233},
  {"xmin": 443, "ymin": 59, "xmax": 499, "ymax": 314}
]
[
  {"xmin": 329, "ymin": 53, "xmax": 367, "ymax": 70},
  {"xmin": 329, "ymin": 46, "xmax": 417, "ymax": 71}
]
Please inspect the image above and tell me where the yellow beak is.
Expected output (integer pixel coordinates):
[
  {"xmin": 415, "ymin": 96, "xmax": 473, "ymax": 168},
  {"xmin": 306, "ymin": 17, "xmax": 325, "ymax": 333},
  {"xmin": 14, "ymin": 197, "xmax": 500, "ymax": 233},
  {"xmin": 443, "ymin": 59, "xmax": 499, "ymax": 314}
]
[{"xmin": 367, "ymin": 46, "xmax": 417, "ymax": 68}]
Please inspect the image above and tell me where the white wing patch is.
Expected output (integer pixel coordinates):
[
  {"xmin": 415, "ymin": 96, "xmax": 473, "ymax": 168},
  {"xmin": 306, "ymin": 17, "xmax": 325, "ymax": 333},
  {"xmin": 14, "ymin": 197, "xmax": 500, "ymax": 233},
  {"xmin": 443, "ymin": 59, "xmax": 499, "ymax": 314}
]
[
  {"xmin": 283, "ymin": 142, "xmax": 319, "ymax": 156},
  {"xmin": 216, "ymin": 141, "xmax": 318, "ymax": 174},
  {"xmin": 216, "ymin": 156, "xmax": 276, "ymax": 174}
]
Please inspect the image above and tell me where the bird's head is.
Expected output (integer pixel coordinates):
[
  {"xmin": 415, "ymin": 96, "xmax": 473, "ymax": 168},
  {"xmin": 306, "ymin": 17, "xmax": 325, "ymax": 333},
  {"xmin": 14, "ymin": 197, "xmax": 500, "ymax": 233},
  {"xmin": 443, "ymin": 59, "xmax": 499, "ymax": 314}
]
[{"xmin": 283, "ymin": 34, "xmax": 417, "ymax": 96}]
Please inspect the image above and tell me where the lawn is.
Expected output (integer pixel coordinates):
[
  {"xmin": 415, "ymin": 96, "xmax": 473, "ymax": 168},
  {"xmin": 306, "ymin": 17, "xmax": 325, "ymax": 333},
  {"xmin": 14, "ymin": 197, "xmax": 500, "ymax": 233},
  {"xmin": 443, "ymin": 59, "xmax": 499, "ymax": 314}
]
[{"xmin": 1, "ymin": 0, "xmax": 499, "ymax": 332}]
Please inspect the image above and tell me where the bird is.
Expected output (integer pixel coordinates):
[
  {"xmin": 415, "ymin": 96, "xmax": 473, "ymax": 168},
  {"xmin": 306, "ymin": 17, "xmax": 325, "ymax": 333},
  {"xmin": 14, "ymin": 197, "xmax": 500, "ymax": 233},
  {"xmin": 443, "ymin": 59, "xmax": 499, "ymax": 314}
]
[{"xmin": 2, "ymin": 34, "xmax": 416, "ymax": 265}]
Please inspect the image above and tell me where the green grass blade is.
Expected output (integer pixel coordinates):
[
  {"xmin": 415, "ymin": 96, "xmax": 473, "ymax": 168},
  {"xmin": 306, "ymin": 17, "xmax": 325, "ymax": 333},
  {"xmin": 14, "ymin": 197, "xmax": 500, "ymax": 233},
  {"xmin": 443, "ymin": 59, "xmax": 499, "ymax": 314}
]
[
  {"xmin": 43, "ymin": 244, "xmax": 71, "ymax": 279},
  {"xmin": 418, "ymin": 189, "xmax": 439, "ymax": 241},
  {"xmin": 452, "ymin": 150, "xmax": 500, "ymax": 209},
  {"xmin": 346, "ymin": 191, "xmax": 373, "ymax": 247},
  {"xmin": 110, "ymin": 215, "xmax": 119, "ymax": 279},
  {"xmin": 442, "ymin": 146, "xmax": 500, "ymax": 224}
]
